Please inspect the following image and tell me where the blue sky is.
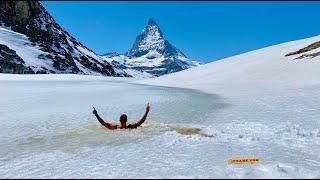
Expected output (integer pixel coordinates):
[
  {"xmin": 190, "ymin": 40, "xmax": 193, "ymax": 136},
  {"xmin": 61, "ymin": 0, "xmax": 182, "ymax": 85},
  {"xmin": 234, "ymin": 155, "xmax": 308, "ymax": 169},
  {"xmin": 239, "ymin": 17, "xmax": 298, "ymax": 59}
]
[{"xmin": 42, "ymin": 1, "xmax": 320, "ymax": 63}]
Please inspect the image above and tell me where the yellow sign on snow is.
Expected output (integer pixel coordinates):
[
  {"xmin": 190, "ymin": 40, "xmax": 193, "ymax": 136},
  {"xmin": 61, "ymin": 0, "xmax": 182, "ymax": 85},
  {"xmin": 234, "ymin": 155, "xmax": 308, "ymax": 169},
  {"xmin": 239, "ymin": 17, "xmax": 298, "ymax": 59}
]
[{"xmin": 228, "ymin": 158, "xmax": 261, "ymax": 165}]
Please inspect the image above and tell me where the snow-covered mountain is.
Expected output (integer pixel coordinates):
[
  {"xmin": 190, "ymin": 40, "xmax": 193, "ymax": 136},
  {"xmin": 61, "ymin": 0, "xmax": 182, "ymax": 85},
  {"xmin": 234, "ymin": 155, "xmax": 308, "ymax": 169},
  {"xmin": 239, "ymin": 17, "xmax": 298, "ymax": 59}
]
[
  {"xmin": 139, "ymin": 35, "xmax": 320, "ymax": 96},
  {"xmin": 0, "ymin": 1, "xmax": 129, "ymax": 77},
  {"xmin": 102, "ymin": 19, "xmax": 200, "ymax": 77}
]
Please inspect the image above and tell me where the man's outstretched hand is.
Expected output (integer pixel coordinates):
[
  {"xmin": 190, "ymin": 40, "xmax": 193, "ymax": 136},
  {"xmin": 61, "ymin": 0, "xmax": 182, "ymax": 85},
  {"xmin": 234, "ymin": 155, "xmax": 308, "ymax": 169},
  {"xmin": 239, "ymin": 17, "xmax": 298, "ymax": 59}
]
[
  {"xmin": 92, "ymin": 106, "xmax": 97, "ymax": 115},
  {"xmin": 146, "ymin": 103, "xmax": 150, "ymax": 112}
]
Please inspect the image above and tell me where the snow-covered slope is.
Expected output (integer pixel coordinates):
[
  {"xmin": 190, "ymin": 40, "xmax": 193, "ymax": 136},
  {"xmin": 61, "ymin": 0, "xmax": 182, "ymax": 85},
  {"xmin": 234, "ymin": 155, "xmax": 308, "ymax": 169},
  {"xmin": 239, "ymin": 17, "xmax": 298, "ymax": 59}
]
[
  {"xmin": 0, "ymin": 26, "xmax": 55, "ymax": 73},
  {"xmin": 137, "ymin": 37, "xmax": 320, "ymax": 179},
  {"xmin": 139, "ymin": 35, "xmax": 320, "ymax": 96},
  {"xmin": 102, "ymin": 54, "xmax": 154, "ymax": 78},
  {"xmin": 0, "ymin": 1, "xmax": 128, "ymax": 76},
  {"xmin": 102, "ymin": 19, "xmax": 200, "ymax": 77}
]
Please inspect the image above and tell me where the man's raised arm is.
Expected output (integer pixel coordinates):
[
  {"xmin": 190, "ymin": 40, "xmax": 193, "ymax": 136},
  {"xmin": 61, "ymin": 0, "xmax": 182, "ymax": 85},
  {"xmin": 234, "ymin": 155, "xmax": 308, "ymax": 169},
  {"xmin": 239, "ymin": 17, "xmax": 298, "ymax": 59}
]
[
  {"xmin": 130, "ymin": 103, "xmax": 150, "ymax": 128},
  {"xmin": 92, "ymin": 107, "xmax": 118, "ymax": 130}
]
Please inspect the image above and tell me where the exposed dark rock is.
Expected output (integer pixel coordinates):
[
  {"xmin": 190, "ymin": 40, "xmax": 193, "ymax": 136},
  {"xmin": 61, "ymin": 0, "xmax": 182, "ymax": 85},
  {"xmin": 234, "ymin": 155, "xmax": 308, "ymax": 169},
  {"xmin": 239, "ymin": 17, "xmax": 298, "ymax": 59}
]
[
  {"xmin": 294, "ymin": 51, "xmax": 320, "ymax": 60},
  {"xmin": 286, "ymin": 41, "xmax": 320, "ymax": 57},
  {"xmin": 0, "ymin": 44, "xmax": 35, "ymax": 74}
]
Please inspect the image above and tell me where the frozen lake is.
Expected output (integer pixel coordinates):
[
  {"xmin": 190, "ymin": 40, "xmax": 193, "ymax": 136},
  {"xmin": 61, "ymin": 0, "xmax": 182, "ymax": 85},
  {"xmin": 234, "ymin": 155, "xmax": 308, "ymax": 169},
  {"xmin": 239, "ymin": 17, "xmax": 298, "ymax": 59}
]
[
  {"xmin": 0, "ymin": 76, "xmax": 319, "ymax": 178},
  {"xmin": 0, "ymin": 78, "xmax": 227, "ymax": 178}
]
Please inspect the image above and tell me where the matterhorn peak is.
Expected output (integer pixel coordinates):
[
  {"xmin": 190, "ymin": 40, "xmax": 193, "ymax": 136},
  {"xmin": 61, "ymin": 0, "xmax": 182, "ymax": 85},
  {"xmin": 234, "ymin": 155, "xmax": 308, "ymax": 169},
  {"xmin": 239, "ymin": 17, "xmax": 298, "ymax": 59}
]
[
  {"xmin": 127, "ymin": 18, "xmax": 166, "ymax": 57},
  {"xmin": 143, "ymin": 18, "xmax": 164, "ymax": 39},
  {"xmin": 103, "ymin": 18, "xmax": 201, "ymax": 77},
  {"xmin": 148, "ymin": 18, "xmax": 157, "ymax": 26}
]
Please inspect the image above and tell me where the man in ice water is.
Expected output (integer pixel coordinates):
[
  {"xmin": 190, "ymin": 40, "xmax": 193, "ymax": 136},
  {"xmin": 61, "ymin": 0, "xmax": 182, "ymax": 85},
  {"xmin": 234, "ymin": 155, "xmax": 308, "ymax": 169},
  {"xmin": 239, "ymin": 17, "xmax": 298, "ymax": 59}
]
[{"xmin": 92, "ymin": 103, "xmax": 150, "ymax": 130}]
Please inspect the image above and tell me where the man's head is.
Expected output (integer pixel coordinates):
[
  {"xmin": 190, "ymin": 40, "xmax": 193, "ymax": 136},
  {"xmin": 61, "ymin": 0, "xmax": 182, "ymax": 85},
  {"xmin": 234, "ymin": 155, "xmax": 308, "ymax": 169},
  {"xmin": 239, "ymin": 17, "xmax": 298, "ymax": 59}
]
[{"xmin": 119, "ymin": 114, "xmax": 127, "ymax": 126}]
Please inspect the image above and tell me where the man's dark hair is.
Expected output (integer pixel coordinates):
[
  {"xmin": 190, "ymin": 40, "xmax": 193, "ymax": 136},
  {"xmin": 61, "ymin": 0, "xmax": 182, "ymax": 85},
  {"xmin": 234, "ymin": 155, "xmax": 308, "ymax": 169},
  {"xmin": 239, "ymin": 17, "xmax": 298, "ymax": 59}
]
[{"xmin": 120, "ymin": 114, "xmax": 127, "ymax": 123}]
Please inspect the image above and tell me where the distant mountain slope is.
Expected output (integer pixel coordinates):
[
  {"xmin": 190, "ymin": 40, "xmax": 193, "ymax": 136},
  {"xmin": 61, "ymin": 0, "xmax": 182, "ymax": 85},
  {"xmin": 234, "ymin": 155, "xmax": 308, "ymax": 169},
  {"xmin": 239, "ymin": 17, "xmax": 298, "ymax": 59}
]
[
  {"xmin": 139, "ymin": 35, "xmax": 320, "ymax": 96},
  {"xmin": 102, "ymin": 19, "xmax": 200, "ymax": 77},
  {"xmin": 0, "ymin": 1, "xmax": 129, "ymax": 76}
]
